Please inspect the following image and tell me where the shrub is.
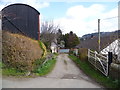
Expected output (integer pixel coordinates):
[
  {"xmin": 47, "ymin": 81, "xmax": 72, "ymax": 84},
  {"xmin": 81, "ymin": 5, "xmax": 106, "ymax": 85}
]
[
  {"xmin": 38, "ymin": 41, "xmax": 47, "ymax": 58},
  {"xmin": 33, "ymin": 58, "xmax": 45, "ymax": 73},
  {"xmin": 69, "ymin": 48, "xmax": 74, "ymax": 55},
  {"xmin": 78, "ymin": 48, "xmax": 88, "ymax": 61},
  {"xmin": 2, "ymin": 31, "xmax": 43, "ymax": 72}
]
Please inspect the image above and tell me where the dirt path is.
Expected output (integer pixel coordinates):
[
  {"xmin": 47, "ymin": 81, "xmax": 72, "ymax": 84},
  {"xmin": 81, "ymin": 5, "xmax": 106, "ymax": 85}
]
[
  {"xmin": 2, "ymin": 54, "xmax": 103, "ymax": 88},
  {"xmin": 46, "ymin": 54, "xmax": 92, "ymax": 81}
]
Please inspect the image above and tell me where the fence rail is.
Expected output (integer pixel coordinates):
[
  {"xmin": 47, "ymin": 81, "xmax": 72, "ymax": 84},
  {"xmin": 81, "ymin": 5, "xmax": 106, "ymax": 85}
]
[{"xmin": 88, "ymin": 49, "xmax": 108, "ymax": 76}]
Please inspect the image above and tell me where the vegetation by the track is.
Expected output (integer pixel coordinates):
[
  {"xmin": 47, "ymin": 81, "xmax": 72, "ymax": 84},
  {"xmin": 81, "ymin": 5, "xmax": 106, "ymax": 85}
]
[
  {"xmin": 35, "ymin": 58, "xmax": 56, "ymax": 76},
  {"xmin": 69, "ymin": 54, "xmax": 120, "ymax": 88}
]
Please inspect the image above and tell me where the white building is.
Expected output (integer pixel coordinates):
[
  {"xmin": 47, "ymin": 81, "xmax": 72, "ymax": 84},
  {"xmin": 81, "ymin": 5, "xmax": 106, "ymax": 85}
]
[
  {"xmin": 101, "ymin": 39, "xmax": 119, "ymax": 55},
  {"xmin": 100, "ymin": 39, "xmax": 120, "ymax": 62},
  {"xmin": 50, "ymin": 41, "xmax": 58, "ymax": 53}
]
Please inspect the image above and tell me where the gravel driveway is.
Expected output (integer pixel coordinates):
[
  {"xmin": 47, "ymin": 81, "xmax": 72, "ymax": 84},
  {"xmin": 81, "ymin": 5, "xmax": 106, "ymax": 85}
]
[{"xmin": 2, "ymin": 54, "xmax": 103, "ymax": 88}]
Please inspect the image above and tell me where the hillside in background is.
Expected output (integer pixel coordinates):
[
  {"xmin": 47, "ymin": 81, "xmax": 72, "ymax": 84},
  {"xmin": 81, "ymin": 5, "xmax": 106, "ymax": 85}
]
[
  {"xmin": 2, "ymin": 31, "xmax": 43, "ymax": 72},
  {"xmin": 81, "ymin": 30, "xmax": 119, "ymax": 40},
  {"xmin": 77, "ymin": 30, "xmax": 119, "ymax": 52}
]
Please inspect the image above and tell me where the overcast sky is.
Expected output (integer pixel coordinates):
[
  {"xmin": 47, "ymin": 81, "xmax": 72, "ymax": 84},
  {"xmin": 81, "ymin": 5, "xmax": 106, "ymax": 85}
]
[{"xmin": 0, "ymin": 0, "xmax": 119, "ymax": 37}]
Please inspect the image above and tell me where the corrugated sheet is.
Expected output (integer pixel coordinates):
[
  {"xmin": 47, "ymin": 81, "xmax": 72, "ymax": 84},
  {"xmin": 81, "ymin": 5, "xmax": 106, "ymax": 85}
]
[{"xmin": 2, "ymin": 3, "xmax": 40, "ymax": 40}]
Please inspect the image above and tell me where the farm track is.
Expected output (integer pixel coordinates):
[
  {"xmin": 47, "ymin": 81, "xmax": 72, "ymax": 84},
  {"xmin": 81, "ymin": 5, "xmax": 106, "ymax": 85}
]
[{"xmin": 2, "ymin": 54, "xmax": 103, "ymax": 88}]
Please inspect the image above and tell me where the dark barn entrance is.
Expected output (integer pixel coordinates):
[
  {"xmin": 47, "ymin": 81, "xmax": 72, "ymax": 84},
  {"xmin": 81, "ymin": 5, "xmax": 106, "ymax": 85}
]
[{"xmin": 2, "ymin": 3, "xmax": 40, "ymax": 40}]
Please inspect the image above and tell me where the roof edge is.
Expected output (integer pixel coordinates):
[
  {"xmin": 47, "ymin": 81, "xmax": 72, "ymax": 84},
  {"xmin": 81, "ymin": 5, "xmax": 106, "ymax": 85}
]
[{"xmin": 2, "ymin": 3, "xmax": 40, "ymax": 14}]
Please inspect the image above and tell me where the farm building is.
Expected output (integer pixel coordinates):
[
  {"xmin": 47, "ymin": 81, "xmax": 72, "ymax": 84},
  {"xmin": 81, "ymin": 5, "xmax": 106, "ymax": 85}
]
[
  {"xmin": 2, "ymin": 3, "xmax": 40, "ymax": 40},
  {"xmin": 50, "ymin": 42, "xmax": 58, "ymax": 53},
  {"xmin": 50, "ymin": 39, "xmax": 58, "ymax": 53},
  {"xmin": 100, "ymin": 39, "xmax": 119, "ymax": 55}
]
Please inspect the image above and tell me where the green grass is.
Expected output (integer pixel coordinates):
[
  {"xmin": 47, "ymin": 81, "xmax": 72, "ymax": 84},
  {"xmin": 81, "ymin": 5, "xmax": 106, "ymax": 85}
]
[
  {"xmin": 53, "ymin": 53, "xmax": 59, "ymax": 56},
  {"xmin": 64, "ymin": 60, "xmax": 67, "ymax": 65},
  {"xmin": 35, "ymin": 58, "xmax": 56, "ymax": 76},
  {"xmin": 1, "ymin": 62, "xmax": 25, "ymax": 76},
  {"xmin": 69, "ymin": 54, "xmax": 120, "ymax": 88},
  {"xmin": 2, "ymin": 68, "xmax": 25, "ymax": 76},
  {"xmin": 2, "ymin": 53, "xmax": 56, "ymax": 77}
]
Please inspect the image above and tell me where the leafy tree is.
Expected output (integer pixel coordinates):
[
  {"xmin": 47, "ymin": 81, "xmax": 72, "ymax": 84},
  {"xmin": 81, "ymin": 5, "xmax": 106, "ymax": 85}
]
[
  {"xmin": 57, "ymin": 29, "xmax": 63, "ymax": 44},
  {"xmin": 63, "ymin": 31, "xmax": 80, "ymax": 48}
]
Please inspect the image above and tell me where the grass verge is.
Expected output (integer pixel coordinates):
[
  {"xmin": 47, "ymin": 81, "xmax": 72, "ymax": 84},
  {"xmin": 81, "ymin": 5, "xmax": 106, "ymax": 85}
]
[
  {"xmin": 69, "ymin": 54, "xmax": 120, "ymax": 88},
  {"xmin": 2, "ymin": 68, "xmax": 25, "ymax": 76},
  {"xmin": 2, "ymin": 53, "xmax": 57, "ymax": 77},
  {"xmin": 1, "ymin": 62, "xmax": 25, "ymax": 76},
  {"xmin": 35, "ymin": 58, "xmax": 56, "ymax": 76}
]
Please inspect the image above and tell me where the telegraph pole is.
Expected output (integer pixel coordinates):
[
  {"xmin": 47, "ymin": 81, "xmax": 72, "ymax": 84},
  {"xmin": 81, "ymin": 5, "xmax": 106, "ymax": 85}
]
[{"xmin": 98, "ymin": 19, "xmax": 100, "ymax": 53}]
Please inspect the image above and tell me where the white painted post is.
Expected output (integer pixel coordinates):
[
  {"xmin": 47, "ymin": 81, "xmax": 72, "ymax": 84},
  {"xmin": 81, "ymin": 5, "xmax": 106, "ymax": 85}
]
[
  {"xmin": 106, "ymin": 55, "xmax": 109, "ymax": 76},
  {"xmin": 95, "ymin": 51, "xmax": 97, "ymax": 69}
]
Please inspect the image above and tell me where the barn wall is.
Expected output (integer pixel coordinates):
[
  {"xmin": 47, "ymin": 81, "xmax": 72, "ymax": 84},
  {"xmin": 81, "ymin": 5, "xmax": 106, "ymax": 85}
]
[
  {"xmin": 2, "ymin": 4, "xmax": 40, "ymax": 40},
  {"xmin": 0, "ymin": 19, "xmax": 1, "ymax": 31}
]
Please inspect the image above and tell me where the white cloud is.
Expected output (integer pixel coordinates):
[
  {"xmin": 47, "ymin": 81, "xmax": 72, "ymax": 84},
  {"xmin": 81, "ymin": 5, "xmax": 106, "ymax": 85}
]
[
  {"xmin": 0, "ymin": 0, "xmax": 49, "ymax": 11},
  {"xmin": 54, "ymin": 4, "xmax": 118, "ymax": 37}
]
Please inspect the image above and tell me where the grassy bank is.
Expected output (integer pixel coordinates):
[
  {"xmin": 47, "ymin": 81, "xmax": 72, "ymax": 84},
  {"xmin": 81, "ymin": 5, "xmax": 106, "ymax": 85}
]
[
  {"xmin": 35, "ymin": 58, "xmax": 56, "ymax": 76},
  {"xmin": 2, "ymin": 55, "xmax": 57, "ymax": 77},
  {"xmin": 1, "ymin": 62, "xmax": 26, "ymax": 76},
  {"xmin": 69, "ymin": 54, "xmax": 120, "ymax": 88},
  {"xmin": 2, "ymin": 68, "xmax": 25, "ymax": 76}
]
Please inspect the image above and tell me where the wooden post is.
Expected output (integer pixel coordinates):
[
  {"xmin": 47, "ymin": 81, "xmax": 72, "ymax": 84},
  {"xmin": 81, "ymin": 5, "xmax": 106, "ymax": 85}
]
[
  {"xmin": 88, "ymin": 49, "xmax": 89, "ymax": 61},
  {"xmin": 95, "ymin": 51, "xmax": 97, "ymax": 70}
]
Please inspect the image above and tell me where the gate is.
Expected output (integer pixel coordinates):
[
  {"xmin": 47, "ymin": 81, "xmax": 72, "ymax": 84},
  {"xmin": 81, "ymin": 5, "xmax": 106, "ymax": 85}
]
[
  {"xmin": 58, "ymin": 49, "xmax": 70, "ymax": 53},
  {"xmin": 88, "ymin": 49, "xmax": 108, "ymax": 76}
]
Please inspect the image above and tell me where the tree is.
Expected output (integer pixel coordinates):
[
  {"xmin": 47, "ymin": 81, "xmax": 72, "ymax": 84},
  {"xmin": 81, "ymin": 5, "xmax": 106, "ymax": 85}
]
[
  {"xmin": 57, "ymin": 29, "xmax": 63, "ymax": 44},
  {"xmin": 63, "ymin": 31, "xmax": 80, "ymax": 48},
  {"xmin": 40, "ymin": 21, "xmax": 59, "ymax": 49}
]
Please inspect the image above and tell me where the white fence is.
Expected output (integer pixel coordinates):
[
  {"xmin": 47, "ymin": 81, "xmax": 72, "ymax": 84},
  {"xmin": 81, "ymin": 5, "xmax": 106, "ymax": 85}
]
[{"xmin": 88, "ymin": 49, "xmax": 108, "ymax": 76}]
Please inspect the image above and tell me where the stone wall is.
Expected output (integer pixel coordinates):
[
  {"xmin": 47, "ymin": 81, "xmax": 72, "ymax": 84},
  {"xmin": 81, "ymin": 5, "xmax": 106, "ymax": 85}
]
[{"xmin": 109, "ymin": 63, "xmax": 120, "ymax": 80}]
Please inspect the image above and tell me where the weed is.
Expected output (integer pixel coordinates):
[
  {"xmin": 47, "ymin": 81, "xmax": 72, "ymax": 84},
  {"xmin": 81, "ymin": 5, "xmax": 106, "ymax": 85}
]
[
  {"xmin": 64, "ymin": 60, "xmax": 67, "ymax": 65},
  {"xmin": 2, "ymin": 67, "xmax": 25, "ymax": 76},
  {"xmin": 35, "ymin": 58, "xmax": 56, "ymax": 76}
]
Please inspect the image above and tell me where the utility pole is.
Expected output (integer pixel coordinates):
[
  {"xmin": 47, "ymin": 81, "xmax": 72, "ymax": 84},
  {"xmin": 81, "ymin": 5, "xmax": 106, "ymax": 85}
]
[{"xmin": 98, "ymin": 19, "xmax": 100, "ymax": 53}]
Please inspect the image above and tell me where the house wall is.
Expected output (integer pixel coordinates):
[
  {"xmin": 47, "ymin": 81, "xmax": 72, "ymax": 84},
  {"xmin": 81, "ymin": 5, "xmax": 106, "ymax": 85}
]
[{"xmin": 51, "ymin": 46, "xmax": 57, "ymax": 53}]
